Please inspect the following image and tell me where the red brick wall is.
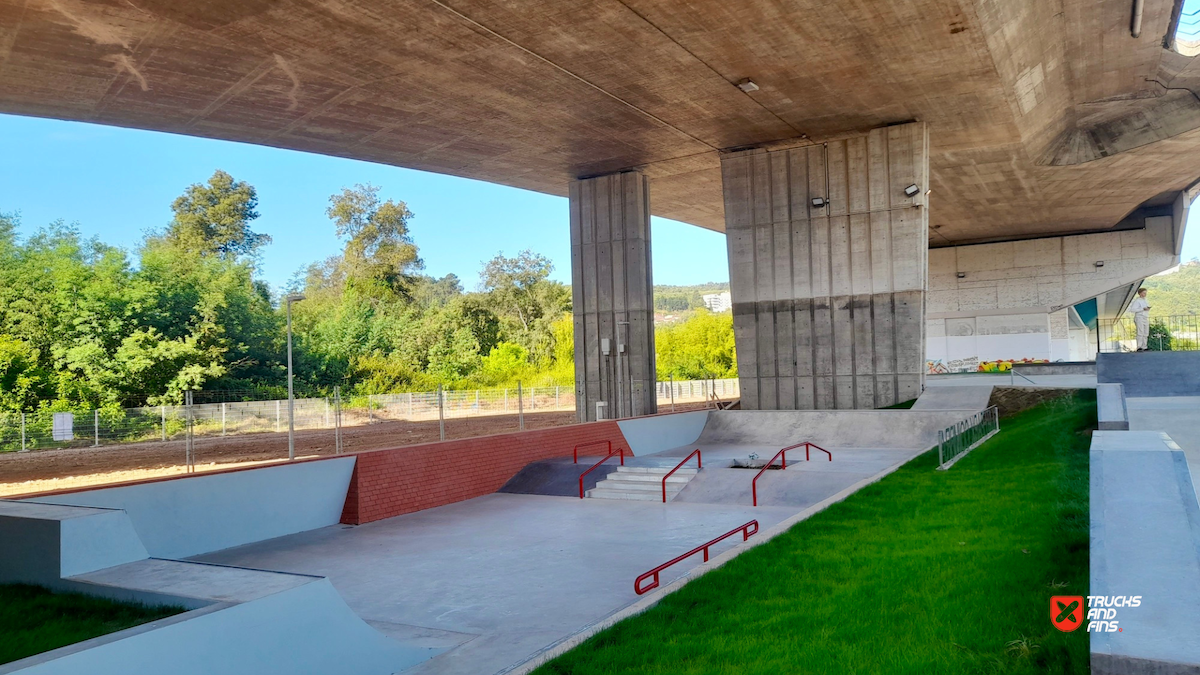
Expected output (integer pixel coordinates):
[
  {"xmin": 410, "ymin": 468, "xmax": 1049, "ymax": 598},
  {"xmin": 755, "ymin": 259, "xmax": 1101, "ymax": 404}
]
[{"xmin": 340, "ymin": 421, "xmax": 631, "ymax": 524}]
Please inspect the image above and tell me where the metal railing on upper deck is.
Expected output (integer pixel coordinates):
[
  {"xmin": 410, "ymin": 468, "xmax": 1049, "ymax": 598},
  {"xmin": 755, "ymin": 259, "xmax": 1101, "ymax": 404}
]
[{"xmin": 1097, "ymin": 315, "xmax": 1200, "ymax": 353}]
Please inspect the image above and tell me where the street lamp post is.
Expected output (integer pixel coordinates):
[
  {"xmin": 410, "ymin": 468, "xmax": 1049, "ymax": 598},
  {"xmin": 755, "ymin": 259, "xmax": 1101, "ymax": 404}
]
[{"xmin": 285, "ymin": 293, "xmax": 306, "ymax": 460}]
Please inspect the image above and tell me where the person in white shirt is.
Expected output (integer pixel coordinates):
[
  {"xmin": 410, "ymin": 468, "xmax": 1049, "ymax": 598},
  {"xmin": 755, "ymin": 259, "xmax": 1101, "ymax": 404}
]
[{"xmin": 1128, "ymin": 288, "xmax": 1151, "ymax": 351}]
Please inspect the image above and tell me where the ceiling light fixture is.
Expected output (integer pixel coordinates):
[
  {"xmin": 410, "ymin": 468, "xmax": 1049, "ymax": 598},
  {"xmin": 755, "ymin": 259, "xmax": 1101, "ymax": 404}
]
[
  {"xmin": 735, "ymin": 79, "xmax": 759, "ymax": 93},
  {"xmin": 904, "ymin": 184, "xmax": 921, "ymax": 197},
  {"xmin": 957, "ymin": 272, "xmax": 967, "ymax": 279},
  {"xmin": 1095, "ymin": 261, "xmax": 1105, "ymax": 267},
  {"xmin": 811, "ymin": 197, "xmax": 827, "ymax": 208}
]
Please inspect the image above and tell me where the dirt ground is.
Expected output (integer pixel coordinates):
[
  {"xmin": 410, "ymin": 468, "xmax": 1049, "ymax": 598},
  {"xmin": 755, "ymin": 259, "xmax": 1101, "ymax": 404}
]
[{"xmin": 0, "ymin": 403, "xmax": 713, "ymax": 497}]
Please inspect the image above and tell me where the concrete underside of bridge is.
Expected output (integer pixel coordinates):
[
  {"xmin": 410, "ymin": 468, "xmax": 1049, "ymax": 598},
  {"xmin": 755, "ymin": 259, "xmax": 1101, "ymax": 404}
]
[{"xmin": 2, "ymin": 0, "xmax": 1199, "ymax": 410}]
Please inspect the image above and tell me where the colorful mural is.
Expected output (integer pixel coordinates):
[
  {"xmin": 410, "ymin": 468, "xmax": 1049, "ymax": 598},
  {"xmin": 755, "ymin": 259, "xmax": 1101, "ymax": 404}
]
[
  {"xmin": 976, "ymin": 359, "xmax": 1049, "ymax": 373},
  {"xmin": 927, "ymin": 357, "xmax": 1049, "ymax": 374}
]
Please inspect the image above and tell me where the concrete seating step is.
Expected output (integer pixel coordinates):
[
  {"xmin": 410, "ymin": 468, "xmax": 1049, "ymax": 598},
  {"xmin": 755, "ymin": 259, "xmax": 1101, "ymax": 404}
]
[
  {"xmin": 585, "ymin": 487, "xmax": 669, "ymax": 501},
  {"xmin": 611, "ymin": 466, "xmax": 697, "ymax": 476},
  {"xmin": 592, "ymin": 479, "xmax": 687, "ymax": 492}
]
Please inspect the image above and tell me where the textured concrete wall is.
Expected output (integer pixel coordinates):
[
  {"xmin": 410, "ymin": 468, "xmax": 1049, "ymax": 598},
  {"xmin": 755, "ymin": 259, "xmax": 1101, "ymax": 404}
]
[
  {"xmin": 720, "ymin": 122, "xmax": 929, "ymax": 410},
  {"xmin": 570, "ymin": 171, "xmax": 656, "ymax": 421},
  {"xmin": 928, "ymin": 216, "xmax": 1178, "ymax": 317}
]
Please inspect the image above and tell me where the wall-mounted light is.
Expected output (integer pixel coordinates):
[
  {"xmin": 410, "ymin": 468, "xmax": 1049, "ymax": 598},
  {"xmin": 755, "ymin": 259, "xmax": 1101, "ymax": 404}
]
[
  {"xmin": 904, "ymin": 184, "xmax": 920, "ymax": 198},
  {"xmin": 1094, "ymin": 261, "xmax": 1105, "ymax": 268},
  {"xmin": 956, "ymin": 272, "xmax": 967, "ymax": 279},
  {"xmin": 811, "ymin": 197, "xmax": 827, "ymax": 208},
  {"xmin": 735, "ymin": 79, "xmax": 759, "ymax": 92}
]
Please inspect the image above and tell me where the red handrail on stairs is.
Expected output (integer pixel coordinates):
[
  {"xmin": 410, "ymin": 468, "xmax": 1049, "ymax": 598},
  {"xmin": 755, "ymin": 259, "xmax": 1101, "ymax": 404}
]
[
  {"xmin": 752, "ymin": 442, "xmax": 833, "ymax": 506},
  {"xmin": 573, "ymin": 439, "xmax": 612, "ymax": 464},
  {"xmin": 661, "ymin": 449, "xmax": 701, "ymax": 503},
  {"xmin": 578, "ymin": 447, "xmax": 625, "ymax": 498},
  {"xmin": 634, "ymin": 520, "xmax": 759, "ymax": 595}
]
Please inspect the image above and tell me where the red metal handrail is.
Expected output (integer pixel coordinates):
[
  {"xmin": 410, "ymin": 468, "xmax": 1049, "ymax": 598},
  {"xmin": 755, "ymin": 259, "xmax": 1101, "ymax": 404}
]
[
  {"xmin": 751, "ymin": 442, "xmax": 833, "ymax": 506},
  {"xmin": 634, "ymin": 520, "xmax": 759, "ymax": 595},
  {"xmin": 573, "ymin": 439, "xmax": 612, "ymax": 464},
  {"xmin": 751, "ymin": 447, "xmax": 788, "ymax": 507},
  {"xmin": 661, "ymin": 449, "xmax": 701, "ymax": 503},
  {"xmin": 781, "ymin": 440, "xmax": 832, "ymax": 462},
  {"xmin": 578, "ymin": 448, "xmax": 625, "ymax": 498}
]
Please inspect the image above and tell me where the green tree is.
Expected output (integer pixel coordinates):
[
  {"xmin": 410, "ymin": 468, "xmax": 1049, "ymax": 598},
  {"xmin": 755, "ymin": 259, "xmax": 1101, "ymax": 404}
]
[
  {"xmin": 166, "ymin": 170, "xmax": 269, "ymax": 259},
  {"xmin": 326, "ymin": 184, "xmax": 422, "ymax": 297},
  {"xmin": 655, "ymin": 310, "xmax": 737, "ymax": 380}
]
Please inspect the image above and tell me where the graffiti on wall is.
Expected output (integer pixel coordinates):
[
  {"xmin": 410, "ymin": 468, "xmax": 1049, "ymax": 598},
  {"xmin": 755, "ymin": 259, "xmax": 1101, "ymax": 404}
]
[
  {"xmin": 928, "ymin": 357, "xmax": 1049, "ymax": 374},
  {"xmin": 977, "ymin": 358, "xmax": 1049, "ymax": 373},
  {"xmin": 926, "ymin": 356, "xmax": 979, "ymax": 374}
]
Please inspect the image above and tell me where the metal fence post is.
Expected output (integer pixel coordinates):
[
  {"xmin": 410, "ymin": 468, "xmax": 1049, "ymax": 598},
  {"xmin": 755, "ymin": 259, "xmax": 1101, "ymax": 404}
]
[
  {"xmin": 276, "ymin": 399, "xmax": 281, "ymax": 433},
  {"xmin": 670, "ymin": 374, "xmax": 675, "ymax": 412},
  {"xmin": 437, "ymin": 385, "xmax": 445, "ymax": 441},
  {"xmin": 555, "ymin": 385, "xmax": 560, "ymax": 409},
  {"xmin": 221, "ymin": 402, "xmax": 227, "ymax": 436},
  {"xmin": 185, "ymin": 390, "xmax": 195, "ymax": 473},
  {"xmin": 161, "ymin": 405, "xmax": 166, "ymax": 441},
  {"xmin": 21, "ymin": 413, "xmax": 26, "ymax": 451},
  {"xmin": 518, "ymin": 381, "xmax": 524, "ymax": 431},
  {"xmin": 334, "ymin": 386, "xmax": 343, "ymax": 454},
  {"xmin": 93, "ymin": 410, "xmax": 100, "ymax": 447}
]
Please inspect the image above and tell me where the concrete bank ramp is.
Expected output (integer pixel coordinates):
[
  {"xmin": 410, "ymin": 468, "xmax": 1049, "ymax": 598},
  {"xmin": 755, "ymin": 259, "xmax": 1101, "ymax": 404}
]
[
  {"xmin": 1098, "ymin": 351, "xmax": 1200, "ymax": 397},
  {"xmin": 910, "ymin": 385, "xmax": 993, "ymax": 412},
  {"xmin": 1090, "ymin": 431, "xmax": 1200, "ymax": 673},
  {"xmin": 691, "ymin": 409, "xmax": 974, "ymax": 450}
]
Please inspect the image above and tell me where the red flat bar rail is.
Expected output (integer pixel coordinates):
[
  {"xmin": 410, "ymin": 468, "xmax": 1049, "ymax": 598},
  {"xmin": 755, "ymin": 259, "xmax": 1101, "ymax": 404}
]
[
  {"xmin": 634, "ymin": 520, "xmax": 759, "ymax": 595},
  {"xmin": 779, "ymin": 441, "xmax": 832, "ymax": 462},
  {"xmin": 573, "ymin": 439, "xmax": 612, "ymax": 464},
  {"xmin": 578, "ymin": 448, "xmax": 625, "ymax": 498},
  {"xmin": 661, "ymin": 449, "xmax": 701, "ymax": 503}
]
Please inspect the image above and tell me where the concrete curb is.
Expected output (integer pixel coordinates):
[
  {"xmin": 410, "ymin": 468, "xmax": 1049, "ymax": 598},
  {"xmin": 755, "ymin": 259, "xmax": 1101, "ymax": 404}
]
[{"xmin": 499, "ymin": 446, "xmax": 936, "ymax": 675}]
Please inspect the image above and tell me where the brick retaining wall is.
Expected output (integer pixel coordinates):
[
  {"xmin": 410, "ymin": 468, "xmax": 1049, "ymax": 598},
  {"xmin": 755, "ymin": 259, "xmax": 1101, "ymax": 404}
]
[{"xmin": 340, "ymin": 421, "xmax": 631, "ymax": 524}]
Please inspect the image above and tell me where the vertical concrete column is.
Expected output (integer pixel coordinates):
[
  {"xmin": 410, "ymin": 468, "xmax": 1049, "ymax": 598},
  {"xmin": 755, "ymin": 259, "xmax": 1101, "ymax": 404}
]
[
  {"xmin": 570, "ymin": 171, "xmax": 657, "ymax": 422},
  {"xmin": 721, "ymin": 122, "xmax": 929, "ymax": 409}
]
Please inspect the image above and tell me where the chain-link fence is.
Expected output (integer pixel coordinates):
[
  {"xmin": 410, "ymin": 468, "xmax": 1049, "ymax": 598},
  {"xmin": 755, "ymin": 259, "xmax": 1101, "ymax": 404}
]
[{"xmin": 0, "ymin": 378, "xmax": 741, "ymax": 454}]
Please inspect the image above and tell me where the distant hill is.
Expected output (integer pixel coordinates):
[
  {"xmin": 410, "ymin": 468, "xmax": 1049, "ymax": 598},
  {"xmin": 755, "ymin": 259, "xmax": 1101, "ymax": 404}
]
[
  {"xmin": 653, "ymin": 283, "xmax": 729, "ymax": 313},
  {"xmin": 1141, "ymin": 259, "xmax": 1200, "ymax": 317}
]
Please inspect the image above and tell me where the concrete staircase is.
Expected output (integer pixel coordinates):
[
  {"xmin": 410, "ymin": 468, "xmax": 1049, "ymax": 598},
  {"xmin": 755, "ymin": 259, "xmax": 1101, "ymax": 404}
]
[{"xmin": 586, "ymin": 465, "xmax": 698, "ymax": 502}]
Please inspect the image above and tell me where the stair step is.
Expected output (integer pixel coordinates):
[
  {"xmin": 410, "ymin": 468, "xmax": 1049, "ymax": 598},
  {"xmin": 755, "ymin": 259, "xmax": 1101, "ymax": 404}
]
[
  {"xmin": 585, "ymin": 488, "xmax": 664, "ymax": 501},
  {"xmin": 593, "ymin": 479, "xmax": 686, "ymax": 492},
  {"xmin": 613, "ymin": 466, "xmax": 697, "ymax": 476},
  {"xmin": 603, "ymin": 472, "xmax": 694, "ymax": 483}
]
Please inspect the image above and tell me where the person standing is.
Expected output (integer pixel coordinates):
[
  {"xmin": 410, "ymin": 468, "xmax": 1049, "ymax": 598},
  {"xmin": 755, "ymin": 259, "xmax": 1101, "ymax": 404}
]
[{"xmin": 1128, "ymin": 288, "xmax": 1152, "ymax": 351}]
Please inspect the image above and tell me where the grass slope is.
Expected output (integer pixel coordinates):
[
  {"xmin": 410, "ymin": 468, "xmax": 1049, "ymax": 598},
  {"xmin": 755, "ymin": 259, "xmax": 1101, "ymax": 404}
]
[
  {"xmin": 0, "ymin": 584, "xmax": 183, "ymax": 665},
  {"xmin": 536, "ymin": 391, "xmax": 1094, "ymax": 675}
]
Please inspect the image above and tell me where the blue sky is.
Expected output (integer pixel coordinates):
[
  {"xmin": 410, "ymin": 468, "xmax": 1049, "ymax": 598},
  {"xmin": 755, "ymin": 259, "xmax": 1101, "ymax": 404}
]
[
  {"xmin": 0, "ymin": 113, "xmax": 730, "ymax": 291},
  {"xmin": 1, "ymin": 112, "xmax": 1198, "ymax": 292}
]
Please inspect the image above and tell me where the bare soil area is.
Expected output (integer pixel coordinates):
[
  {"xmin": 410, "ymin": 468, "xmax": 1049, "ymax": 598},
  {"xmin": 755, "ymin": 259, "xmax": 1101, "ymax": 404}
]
[{"xmin": 0, "ymin": 403, "xmax": 712, "ymax": 497}]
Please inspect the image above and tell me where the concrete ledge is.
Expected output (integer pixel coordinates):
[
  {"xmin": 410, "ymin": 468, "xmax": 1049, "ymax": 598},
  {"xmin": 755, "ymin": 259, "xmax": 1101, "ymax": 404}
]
[
  {"xmin": 1090, "ymin": 431, "xmax": 1200, "ymax": 671},
  {"xmin": 1098, "ymin": 383, "xmax": 1130, "ymax": 431},
  {"xmin": 1013, "ymin": 362, "xmax": 1096, "ymax": 376}
]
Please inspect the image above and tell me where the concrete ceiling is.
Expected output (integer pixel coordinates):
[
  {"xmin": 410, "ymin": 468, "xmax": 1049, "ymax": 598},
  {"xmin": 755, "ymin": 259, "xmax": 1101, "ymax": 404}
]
[{"xmin": 2, "ymin": 0, "xmax": 1200, "ymax": 245}]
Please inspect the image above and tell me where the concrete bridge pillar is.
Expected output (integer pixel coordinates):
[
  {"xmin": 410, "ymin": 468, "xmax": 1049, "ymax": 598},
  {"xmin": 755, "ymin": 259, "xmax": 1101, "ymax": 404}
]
[
  {"xmin": 720, "ymin": 122, "xmax": 929, "ymax": 409},
  {"xmin": 569, "ymin": 171, "xmax": 657, "ymax": 422}
]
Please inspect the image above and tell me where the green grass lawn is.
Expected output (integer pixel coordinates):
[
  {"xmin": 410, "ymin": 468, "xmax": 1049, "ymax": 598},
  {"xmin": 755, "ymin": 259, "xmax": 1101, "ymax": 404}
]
[
  {"xmin": 535, "ymin": 391, "xmax": 1094, "ymax": 675},
  {"xmin": 0, "ymin": 584, "xmax": 184, "ymax": 665}
]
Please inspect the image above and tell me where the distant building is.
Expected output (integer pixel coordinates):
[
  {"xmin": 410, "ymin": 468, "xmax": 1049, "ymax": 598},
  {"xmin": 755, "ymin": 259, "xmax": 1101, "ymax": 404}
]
[{"xmin": 702, "ymin": 291, "xmax": 732, "ymax": 313}]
